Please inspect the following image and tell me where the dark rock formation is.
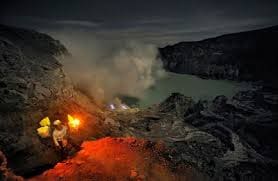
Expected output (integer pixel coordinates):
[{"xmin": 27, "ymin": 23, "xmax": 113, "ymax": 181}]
[
  {"xmin": 0, "ymin": 24, "xmax": 104, "ymax": 177},
  {"xmin": 107, "ymin": 89, "xmax": 278, "ymax": 180},
  {"xmin": 159, "ymin": 25, "xmax": 278, "ymax": 86}
]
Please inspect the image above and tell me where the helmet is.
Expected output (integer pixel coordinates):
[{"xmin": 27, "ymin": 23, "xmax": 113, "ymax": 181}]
[{"xmin": 53, "ymin": 120, "xmax": 62, "ymax": 126}]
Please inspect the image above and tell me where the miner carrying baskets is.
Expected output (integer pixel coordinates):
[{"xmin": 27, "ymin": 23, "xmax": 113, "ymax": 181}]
[
  {"xmin": 52, "ymin": 120, "xmax": 68, "ymax": 157},
  {"xmin": 37, "ymin": 115, "xmax": 80, "ymax": 158}
]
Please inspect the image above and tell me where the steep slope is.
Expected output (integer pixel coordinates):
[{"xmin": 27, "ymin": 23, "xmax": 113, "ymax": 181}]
[
  {"xmin": 0, "ymin": 24, "xmax": 104, "ymax": 176},
  {"xmin": 159, "ymin": 26, "xmax": 278, "ymax": 85}
]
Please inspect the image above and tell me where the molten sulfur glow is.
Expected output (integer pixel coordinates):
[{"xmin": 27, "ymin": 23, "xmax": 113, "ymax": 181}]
[{"xmin": 68, "ymin": 114, "xmax": 80, "ymax": 129}]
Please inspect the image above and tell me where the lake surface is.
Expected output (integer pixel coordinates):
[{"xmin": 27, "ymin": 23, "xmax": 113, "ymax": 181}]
[{"xmin": 137, "ymin": 72, "xmax": 253, "ymax": 108}]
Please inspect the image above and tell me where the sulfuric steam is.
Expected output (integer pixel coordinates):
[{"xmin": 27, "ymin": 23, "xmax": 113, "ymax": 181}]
[{"xmin": 50, "ymin": 30, "xmax": 165, "ymax": 103}]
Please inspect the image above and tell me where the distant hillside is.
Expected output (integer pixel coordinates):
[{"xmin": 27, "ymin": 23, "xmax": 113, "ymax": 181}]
[{"xmin": 159, "ymin": 26, "xmax": 278, "ymax": 86}]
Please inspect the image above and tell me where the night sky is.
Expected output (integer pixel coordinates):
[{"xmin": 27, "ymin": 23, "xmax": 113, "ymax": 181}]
[{"xmin": 1, "ymin": 0, "xmax": 278, "ymax": 45}]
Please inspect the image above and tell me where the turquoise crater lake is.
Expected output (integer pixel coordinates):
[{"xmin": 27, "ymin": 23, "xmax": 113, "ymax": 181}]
[{"xmin": 137, "ymin": 72, "xmax": 253, "ymax": 108}]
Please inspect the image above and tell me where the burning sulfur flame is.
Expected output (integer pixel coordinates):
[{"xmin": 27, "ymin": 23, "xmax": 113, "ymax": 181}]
[
  {"xmin": 68, "ymin": 114, "xmax": 80, "ymax": 129},
  {"xmin": 108, "ymin": 102, "xmax": 130, "ymax": 111},
  {"xmin": 109, "ymin": 104, "xmax": 116, "ymax": 110},
  {"xmin": 121, "ymin": 104, "xmax": 128, "ymax": 110}
]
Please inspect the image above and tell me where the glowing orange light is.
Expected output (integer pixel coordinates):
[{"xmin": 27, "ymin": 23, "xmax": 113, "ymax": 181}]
[{"xmin": 68, "ymin": 114, "xmax": 80, "ymax": 129}]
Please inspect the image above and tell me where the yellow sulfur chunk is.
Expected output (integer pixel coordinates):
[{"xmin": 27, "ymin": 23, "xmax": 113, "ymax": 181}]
[
  {"xmin": 40, "ymin": 117, "xmax": 51, "ymax": 127},
  {"xmin": 37, "ymin": 126, "xmax": 51, "ymax": 138}
]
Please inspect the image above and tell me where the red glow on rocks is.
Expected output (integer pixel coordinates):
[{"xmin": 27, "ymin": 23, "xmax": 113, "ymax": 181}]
[{"xmin": 29, "ymin": 137, "xmax": 189, "ymax": 181}]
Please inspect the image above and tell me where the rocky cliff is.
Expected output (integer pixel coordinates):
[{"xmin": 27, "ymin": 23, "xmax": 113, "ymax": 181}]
[
  {"xmin": 0, "ymin": 24, "xmax": 104, "ymax": 177},
  {"xmin": 159, "ymin": 26, "xmax": 278, "ymax": 86}
]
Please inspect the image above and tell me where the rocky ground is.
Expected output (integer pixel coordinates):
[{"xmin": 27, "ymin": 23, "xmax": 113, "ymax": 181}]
[
  {"xmin": 29, "ymin": 137, "xmax": 204, "ymax": 181},
  {"xmin": 1, "ymin": 24, "xmax": 278, "ymax": 181},
  {"xmin": 24, "ymin": 89, "xmax": 278, "ymax": 181},
  {"xmin": 105, "ymin": 89, "xmax": 278, "ymax": 180}
]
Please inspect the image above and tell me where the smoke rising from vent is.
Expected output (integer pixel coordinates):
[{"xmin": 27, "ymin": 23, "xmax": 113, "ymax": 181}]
[{"xmin": 50, "ymin": 30, "xmax": 165, "ymax": 102}]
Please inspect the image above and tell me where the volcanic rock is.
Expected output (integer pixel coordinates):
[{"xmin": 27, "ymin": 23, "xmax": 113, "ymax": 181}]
[
  {"xmin": 29, "ymin": 137, "xmax": 205, "ymax": 181},
  {"xmin": 0, "ymin": 24, "xmax": 104, "ymax": 177},
  {"xmin": 159, "ymin": 25, "xmax": 278, "ymax": 86},
  {"xmin": 107, "ymin": 90, "xmax": 278, "ymax": 180}
]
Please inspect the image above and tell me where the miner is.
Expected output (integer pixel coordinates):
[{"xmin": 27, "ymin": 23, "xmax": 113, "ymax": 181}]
[{"xmin": 52, "ymin": 120, "xmax": 68, "ymax": 157}]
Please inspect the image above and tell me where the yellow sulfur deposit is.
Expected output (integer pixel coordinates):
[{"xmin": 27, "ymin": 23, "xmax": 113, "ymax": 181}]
[
  {"xmin": 37, "ymin": 126, "xmax": 51, "ymax": 138},
  {"xmin": 39, "ymin": 117, "xmax": 51, "ymax": 127}
]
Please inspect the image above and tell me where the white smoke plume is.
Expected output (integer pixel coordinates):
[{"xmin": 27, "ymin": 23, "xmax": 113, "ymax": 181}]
[{"xmin": 49, "ymin": 30, "xmax": 165, "ymax": 102}]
